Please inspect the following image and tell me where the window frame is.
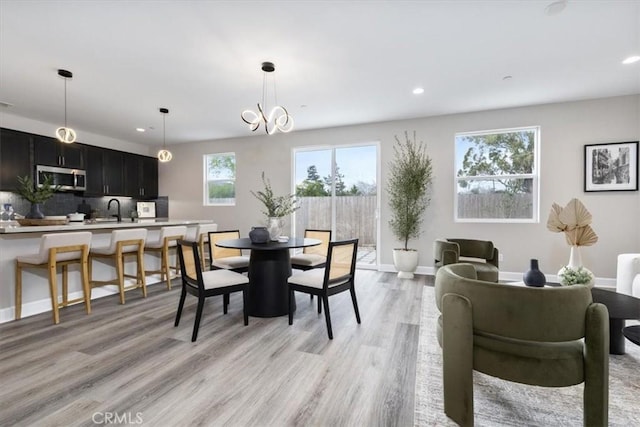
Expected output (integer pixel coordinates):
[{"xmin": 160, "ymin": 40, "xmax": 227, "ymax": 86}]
[
  {"xmin": 454, "ymin": 126, "xmax": 540, "ymax": 223},
  {"xmin": 203, "ymin": 151, "xmax": 237, "ymax": 206}
]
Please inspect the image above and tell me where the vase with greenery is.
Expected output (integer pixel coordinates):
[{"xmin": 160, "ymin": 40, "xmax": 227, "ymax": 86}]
[
  {"xmin": 547, "ymin": 198, "xmax": 598, "ymax": 284},
  {"xmin": 251, "ymin": 172, "xmax": 299, "ymax": 240},
  {"xmin": 387, "ymin": 131, "xmax": 433, "ymax": 278},
  {"xmin": 15, "ymin": 174, "xmax": 59, "ymax": 219}
]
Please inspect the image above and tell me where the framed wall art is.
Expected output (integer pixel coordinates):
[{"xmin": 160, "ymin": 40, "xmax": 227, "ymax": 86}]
[{"xmin": 584, "ymin": 141, "xmax": 638, "ymax": 192}]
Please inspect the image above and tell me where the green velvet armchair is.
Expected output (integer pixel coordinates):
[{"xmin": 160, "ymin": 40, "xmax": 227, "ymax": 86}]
[
  {"xmin": 434, "ymin": 238, "xmax": 499, "ymax": 282},
  {"xmin": 434, "ymin": 263, "xmax": 609, "ymax": 427}
]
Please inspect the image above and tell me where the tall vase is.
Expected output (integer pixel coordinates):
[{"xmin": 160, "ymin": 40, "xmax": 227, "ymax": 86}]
[
  {"xmin": 267, "ymin": 217, "xmax": 284, "ymax": 241},
  {"xmin": 567, "ymin": 245, "xmax": 582, "ymax": 269},
  {"xmin": 558, "ymin": 245, "xmax": 594, "ymax": 287},
  {"xmin": 26, "ymin": 203, "xmax": 45, "ymax": 219}
]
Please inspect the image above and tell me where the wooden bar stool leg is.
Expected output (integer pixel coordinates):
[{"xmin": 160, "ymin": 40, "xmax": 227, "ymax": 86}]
[
  {"xmin": 62, "ymin": 264, "xmax": 69, "ymax": 307},
  {"xmin": 162, "ymin": 246, "xmax": 171, "ymax": 289},
  {"xmin": 81, "ymin": 256, "xmax": 91, "ymax": 315},
  {"xmin": 138, "ymin": 247, "xmax": 147, "ymax": 298},
  {"xmin": 116, "ymin": 251, "xmax": 125, "ymax": 304},
  {"xmin": 15, "ymin": 262, "xmax": 22, "ymax": 320},
  {"xmin": 48, "ymin": 262, "xmax": 60, "ymax": 325}
]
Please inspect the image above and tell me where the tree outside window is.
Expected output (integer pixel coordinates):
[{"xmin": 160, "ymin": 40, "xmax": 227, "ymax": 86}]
[
  {"xmin": 204, "ymin": 152, "xmax": 236, "ymax": 205},
  {"xmin": 455, "ymin": 127, "xmax": 539, "ymax": 222}
]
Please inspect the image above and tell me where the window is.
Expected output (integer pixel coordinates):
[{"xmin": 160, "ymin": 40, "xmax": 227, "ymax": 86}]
[
  {"xmin": 455, "ymin": 126, "xmax": 539, "ymax": 222},
  {"xmin": 204, "ymin": 152, "xmax": 236, "ymax": 206}
]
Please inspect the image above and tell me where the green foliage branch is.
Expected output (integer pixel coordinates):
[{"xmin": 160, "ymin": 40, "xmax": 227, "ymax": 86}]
[
  {"xmin": 387, "ymin": 131, "xmax": 433, "ymax": 251},
  {"xmin": 15, "ymin": 174, "xmax": 60, "ymax": 204},
  {"xmin": 251, "ymin": 172, "xmax": 299, "ymax": 218}
]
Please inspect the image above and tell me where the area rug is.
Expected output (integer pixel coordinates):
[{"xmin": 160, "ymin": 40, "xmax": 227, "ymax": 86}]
[{"xmin": 415, "ymin": 286, "xmax": 640, "ymax": 426}]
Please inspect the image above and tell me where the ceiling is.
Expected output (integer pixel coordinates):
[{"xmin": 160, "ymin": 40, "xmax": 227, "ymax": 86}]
[{"xmin": 1, "ymin": 1, "xmax": 639, "ymax": 148}]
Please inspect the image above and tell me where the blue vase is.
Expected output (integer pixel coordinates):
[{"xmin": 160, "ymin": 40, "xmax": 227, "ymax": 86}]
[
  {"xmin": 26, "ymin": 203, "xmax": 45, "ymax": 219},
  {"xmin": 249, "ymin": 226, "xmax": 269, "ymax": 244},
  {"xmin": 523, "ymin": 259, "xmax": 546, "ymax": 287}
]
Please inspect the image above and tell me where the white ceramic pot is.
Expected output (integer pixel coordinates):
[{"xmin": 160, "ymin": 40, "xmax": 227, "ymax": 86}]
[
  {"xmin": 67, "ymin": 212, "xmax": 86, "ymax": 222},
  {"xmin": 393, "ymin": 248, "xmax": 419, "ymax": 279}
]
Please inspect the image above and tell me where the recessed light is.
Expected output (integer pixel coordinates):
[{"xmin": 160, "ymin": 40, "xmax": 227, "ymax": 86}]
[
  {"xmin": 502, "ymin": 75, "xmax": 513, "ymax": 81},
  {"xmin": 622, "ymin": 55, "xmax": 640, "ymax": 65},
  {"xmin": 136, "ymin": 128, "xmax": 146, "ymax": 132},
  {"xmin": 544, "ymin": 0, "xmax": 567, "ymax": 16},
  {"xmin": 412, "ymin": 87, "xmax": 424, "ymax": 95}
]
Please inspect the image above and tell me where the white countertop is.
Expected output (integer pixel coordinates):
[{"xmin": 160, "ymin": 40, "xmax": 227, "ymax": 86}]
[{"xmin": 0, "ymin": 219, "xmax": 214, "ymax": 234}]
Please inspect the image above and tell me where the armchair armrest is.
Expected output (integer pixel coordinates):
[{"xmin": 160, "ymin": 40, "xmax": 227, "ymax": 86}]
[
  {"xmin": 434, "ymin": 239, "xmax": 460, "ymax": 266},
  {"xmin": 488, "ymin": 247, "xmax": 499, "ymax": 268}
]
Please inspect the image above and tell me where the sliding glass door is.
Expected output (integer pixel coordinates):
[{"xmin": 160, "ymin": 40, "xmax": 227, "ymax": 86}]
[{"xmin": 294, "ymin": 143, "xmax": 378, "ymax": 268}]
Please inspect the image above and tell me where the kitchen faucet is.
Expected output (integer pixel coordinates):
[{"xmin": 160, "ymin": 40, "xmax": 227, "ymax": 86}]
[{"xmin": 107, "ymin": 198, "xmax": 121, "ymax": 222}]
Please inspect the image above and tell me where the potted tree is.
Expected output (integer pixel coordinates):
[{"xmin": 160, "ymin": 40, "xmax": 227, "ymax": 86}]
[
  {"xmin": 15, "ymin": 174, "xmax": 59, "ymax": 219},
  {"xmin": 387, "ymin": 131, "xmax": 433, "ymax": 278},
  {"xmin": 251, "ymin": 172, "xmax": 299, "ymax": 240}
]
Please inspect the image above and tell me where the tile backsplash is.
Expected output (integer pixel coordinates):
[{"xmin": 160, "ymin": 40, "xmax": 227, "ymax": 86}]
[{"xmin": 0, "ymin": 192, "xmax": 168, "ymax": 219}]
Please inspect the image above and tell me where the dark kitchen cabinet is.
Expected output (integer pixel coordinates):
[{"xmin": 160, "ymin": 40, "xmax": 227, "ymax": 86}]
[
  {"xmin": 33, "ymin": 135, "xmax": 85, "ymax": 169},
  {"xmin": 0, "ymin": 128, "xmax": 32, "ymax": 191},
  {"xmin": 124, "ymin": 153, "xmax": 158, "ymax": 199},
  {"xmin": 85, "ymin": 146, "xmax": 124, "ymax": 196}
]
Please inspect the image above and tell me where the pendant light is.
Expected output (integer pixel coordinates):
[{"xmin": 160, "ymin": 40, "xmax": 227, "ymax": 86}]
[
  {"xmin": 157, "ymin": 107, "xmax": 172, "ymax": 162},
  {"xmin": 55, "ymin": 69, "xmax": 77, "ymax": 144},
  {"xmin": 241, "ymin": 61, "xmax": 294, "ymax": 135}
]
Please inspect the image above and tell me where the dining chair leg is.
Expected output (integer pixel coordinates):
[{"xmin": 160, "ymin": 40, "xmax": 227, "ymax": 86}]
[
  {"xmin": 223, "ymin": 293, "xmax": 229, "ymax": 314},
  {"xmin": 317, "ymin": 294, "xmax": 322, "ymax": 314},
  {"xmin": 288, "ymin": 290, "xmax": 294, "ymax": 325},
  {"xmin": 175, "ymin": 287, "xmax": 187, "ymax": 327},
  {"xmin": 322, "ymin": 295, "xmax": 333, "ymax": 339},
  {"xmin": 242, "ymin": 289, "xmax": 249, "ymax": 326},
  {"xmin": 350, "ymin": 287, "xmax": 361, "ymax": 324},
  {"xmin": 192, "ymin": 297, "xmax": 205, "ymax": 342}
]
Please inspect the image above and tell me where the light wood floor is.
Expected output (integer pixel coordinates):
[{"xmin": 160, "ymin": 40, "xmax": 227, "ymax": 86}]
[{"xmin": 0, "ymin": 270, "xmax": 428, "ymax": 427}]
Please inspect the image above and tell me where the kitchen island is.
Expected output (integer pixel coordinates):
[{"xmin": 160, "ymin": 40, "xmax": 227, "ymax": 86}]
[{"xmin": 0, "ymin": 219, "xmax": 215, "ymax": 323}]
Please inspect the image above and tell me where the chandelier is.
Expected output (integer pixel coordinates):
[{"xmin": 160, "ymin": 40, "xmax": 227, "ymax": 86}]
[
  {"xmin": 241, "ymin": 61, "xmax": 294, "ymax": 135},
  {"xmin": 55, "ymin": 69, "xmax": 77, "ymax": 144},
  {"xmin": 157, "ymin": 107, "xmax": 172, "ymax": 162}
]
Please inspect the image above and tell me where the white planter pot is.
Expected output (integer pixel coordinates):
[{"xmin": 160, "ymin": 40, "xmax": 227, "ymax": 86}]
[{"xmin": 393, "ymin": 249, "xmax": 419, "ymax": 279}]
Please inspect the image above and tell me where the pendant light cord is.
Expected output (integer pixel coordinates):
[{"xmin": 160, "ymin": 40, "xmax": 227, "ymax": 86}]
[{"xmin": 64, "ymin": 78, "xmax": 68, "ymax": 128}]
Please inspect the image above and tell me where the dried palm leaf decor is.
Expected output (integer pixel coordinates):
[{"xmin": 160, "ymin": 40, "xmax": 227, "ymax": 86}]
[{"xmin": 546, "ymin": 198, "xmax": 598, "ymax": 246}]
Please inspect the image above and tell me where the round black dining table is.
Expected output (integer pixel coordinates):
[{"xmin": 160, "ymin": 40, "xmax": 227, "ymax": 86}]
[{"xmin": 215, "ymin": 237, "xmax": 321, "ymax": 317}]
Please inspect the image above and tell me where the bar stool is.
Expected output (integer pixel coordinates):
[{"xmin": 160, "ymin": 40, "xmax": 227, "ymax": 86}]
[
  {"xmin": 144, "ymin": 225, "xmax": 187, "ymax": 289},
  {"xmin": 89, "ymin": 228, "xmax": 148, "ymax": 304},
  {"xmin": 15, "ymin": 231, "xmax": 92, "ymax": 324},
  {"xmin": 185, "ymin": 223, "xmax": 218, "ymax": 268}
]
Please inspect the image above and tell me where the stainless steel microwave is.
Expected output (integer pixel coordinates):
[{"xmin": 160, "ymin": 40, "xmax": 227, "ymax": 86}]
[{"xmin": 36, "ymin": 165, "xmax": 86, "ymax": 191}]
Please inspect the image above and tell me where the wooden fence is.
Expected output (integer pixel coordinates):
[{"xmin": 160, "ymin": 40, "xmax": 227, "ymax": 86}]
[
  {"xmin": 457, "ymin": 193, "xmax": 532, "ymax": 219},
  {"xmin": 295, "ymin": 196, "xmax": 377, "ymax": 246}
]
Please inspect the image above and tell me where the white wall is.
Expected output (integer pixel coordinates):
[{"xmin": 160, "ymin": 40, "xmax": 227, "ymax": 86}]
[{"xmin": 161, "ymin": 95, "xmax": 640, "ymax": 280}]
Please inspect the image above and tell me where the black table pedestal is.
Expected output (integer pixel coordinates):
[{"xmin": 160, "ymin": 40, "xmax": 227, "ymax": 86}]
[
  {"xmin": 610, "ymin": 318, "xmax": 626, "ymax": 355},
  {"xmin": 248, "ymin": 249, "xmax": 296, "ymax": 317}
]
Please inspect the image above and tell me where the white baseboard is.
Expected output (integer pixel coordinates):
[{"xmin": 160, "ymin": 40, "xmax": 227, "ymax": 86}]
[{"xmin": 378, "ymin": 264, "xmax": 616, "ymax": 288}]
